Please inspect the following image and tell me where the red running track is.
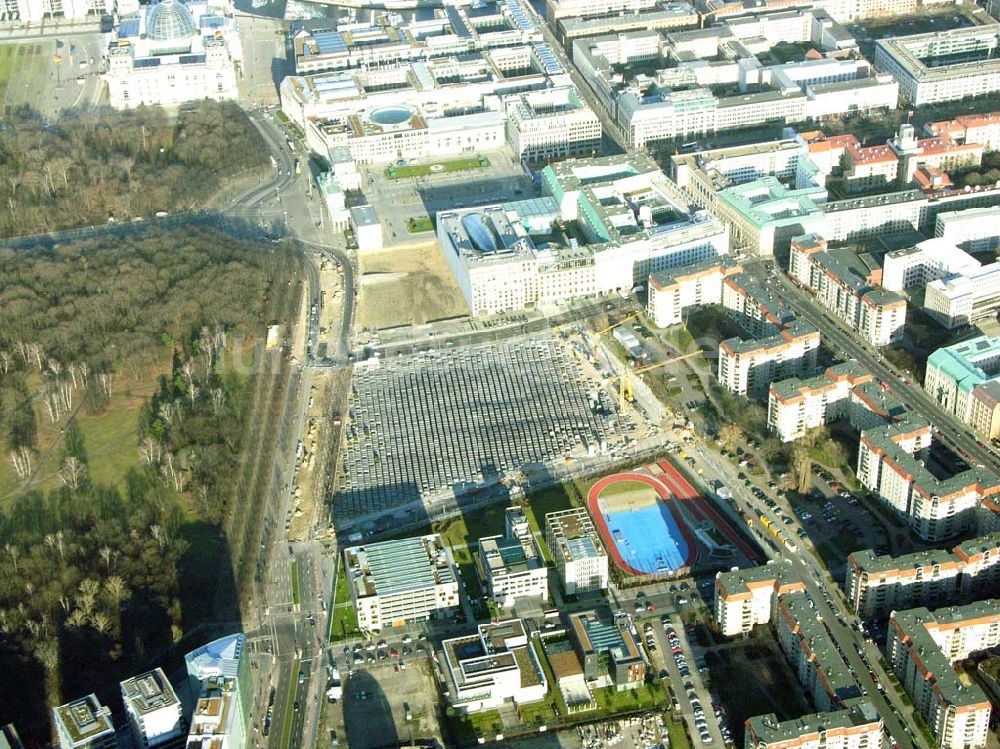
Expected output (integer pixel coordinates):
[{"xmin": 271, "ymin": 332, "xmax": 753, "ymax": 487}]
[
  {"xmin": 587, "ymin": 472, "xmax": 698, "ymax": 576},
  {"xmin": 656, "ymin": 460, "xmax": 761, "ymax": 562}
]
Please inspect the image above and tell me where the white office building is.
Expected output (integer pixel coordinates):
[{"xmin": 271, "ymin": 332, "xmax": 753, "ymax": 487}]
[
  {"xmin": 888, "ymin": 601, "xmax": 998, "ymax": 749},
  {"xmin": 874, "ymin": 27, "xmax": 1000, "ymax": 106},
  {"xmin": 477, "ymin": 507, "xmax": 549, "ymax": 608},
  {"xmin": 882, "ymin": 238, "xmax": 983, "ymax": 293},
  {"xmin": 103, "ymin": 0, "xmax": 239, "ymax": 110},
  {"xmin": 925, "ymin": 261, "xmax": 1000, "ymax": 329},
  {"xmin": 505, "ymin": 86, "xmax": 602, "ymax": 163},
  {"xmin": 121, "ymin": 669, "xmax": 184, "ymax": 749},
  {"xmin": 545, "ymin": 508, "xmax": 609, "ymax": 595},
  {"xmin": 344, "ymin": 535, "xmax": 460, "ymax": 631},
  {"xmin": 935, "ymin": 207, "xmax": 1000, "ymax": 254},
  {"xmin": 439, "ymin": 154, "xmax": 729, "ymax": 317},
  {"xmin": 441, "ymin": 619, "xmax": 548, "ymax": 714}
]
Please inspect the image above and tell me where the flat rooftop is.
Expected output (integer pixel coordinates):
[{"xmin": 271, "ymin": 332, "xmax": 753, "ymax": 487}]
[
  {"xmin": 53, "ymin": 695, "xmax": 113, "ymax": 746},
  {"xmin": 121, "ymin": 667, "xmax": 180, "ymax": 715},
  {"xmin": 345, "ymin": 535, "xmax": 456, "ymax": 598}
]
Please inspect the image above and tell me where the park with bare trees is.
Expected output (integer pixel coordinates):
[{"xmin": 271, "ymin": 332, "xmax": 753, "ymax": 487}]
[{"xmin": 0, "ymin": 227, "xmax": 304, "ymax": 739}]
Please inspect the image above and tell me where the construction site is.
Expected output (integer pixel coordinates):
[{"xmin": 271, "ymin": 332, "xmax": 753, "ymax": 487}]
[{"xmin": 334, "ymin": 335, "xmax": 622, "ymax": 527}]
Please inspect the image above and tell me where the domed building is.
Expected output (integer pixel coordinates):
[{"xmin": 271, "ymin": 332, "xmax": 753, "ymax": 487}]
[
  {"xmin": 145, "ymin": 0, "xmax": 198, "ymax": 54},
  {"xmin": 102, "ymin": 0, "xmax": 242, "ymax": 109}
]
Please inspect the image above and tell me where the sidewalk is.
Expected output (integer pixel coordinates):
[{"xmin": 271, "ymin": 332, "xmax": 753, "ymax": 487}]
[{"xmin": 0, "ymin": 18, "xmax": 101, "ymax": 41}]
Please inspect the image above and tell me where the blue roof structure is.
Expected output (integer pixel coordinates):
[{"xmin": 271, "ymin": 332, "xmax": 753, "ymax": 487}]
[
  {"xmin": 462, "ymin": 212, "xmax": 498, "ymax": 253},
  {"xmin": 534, "ymin": 43, "xmax": 562, "ymax": 75}
]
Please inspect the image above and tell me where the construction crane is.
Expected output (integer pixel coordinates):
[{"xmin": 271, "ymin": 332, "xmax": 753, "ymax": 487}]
[
  {"xmin": 591, "ymin": 312, "xmax": 641, "ymax": 365},
  {"xmin": 608, "ymin": 350, "xmax": 703, "ymax": 412}
]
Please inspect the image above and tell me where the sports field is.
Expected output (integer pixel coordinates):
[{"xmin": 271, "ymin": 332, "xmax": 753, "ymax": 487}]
[{"xmin": 591, "ymin": 473, "xmax": 693, "ymax": 575}]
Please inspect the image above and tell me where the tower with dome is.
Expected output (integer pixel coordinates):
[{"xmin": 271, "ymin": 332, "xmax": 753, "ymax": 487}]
[{"xmin": 102, "ymin": 0, "xmax": 241, "ymax": 109}]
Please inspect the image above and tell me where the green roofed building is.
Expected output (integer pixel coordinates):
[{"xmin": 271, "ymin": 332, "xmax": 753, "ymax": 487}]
[
  {"xmin": 926, "ymin": 334, "xmax": 1000, "ymax": 441},
  {"xmin": 344, "ymin": 534, "xmax": 460, "ymax": 631},
  {"xmin": 52, "ymin": 695, "xmax": 116, "ymax": 749}
]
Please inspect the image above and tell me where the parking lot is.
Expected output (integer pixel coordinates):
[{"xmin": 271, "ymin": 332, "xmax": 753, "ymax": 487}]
[
  {"xmin": 323, "ymin": 644, "xmax": 443, "ymax": 749},
  {"xmin": 337, "ymin": 335, "xmax": 612, "ymax": 523}
]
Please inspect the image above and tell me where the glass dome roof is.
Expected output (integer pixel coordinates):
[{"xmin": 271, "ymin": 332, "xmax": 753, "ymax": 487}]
[{"xmin": 146, "ymin": 0, "xmax": 196, "ymax": 41}]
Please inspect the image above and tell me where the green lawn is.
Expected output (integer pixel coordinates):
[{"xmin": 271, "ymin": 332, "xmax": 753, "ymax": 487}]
[
  {"xmin": 0, "ymin": 44, "xmax": 46, "ymax": 110},
  {"xmin": 386, "ymin": 155, "xmax": 490, "ymax": 180},
  {"xmin": 667, "ymin": 716, "xmax": 692, "ymax": 749},
  {"xmin": 406, "ymin": 216, "xmax": 434, "ymax": 233},
  {"xmin": 280, "ymin": 661, "xmax": 301, "ymax": 749},
  {"xmin": 329, "ymin": 557, "xmax": 359, "ymax": 642},
  {"xmin": 591, "ymin": 681, "xmax": 667, "ymax": 715},
  {"xmin": 522, "ymin": 484, "xmax": 576, "ymax": 562},
  {"xmin": 595, "ymin": 479, "xmax": 655, "ymax": 499},
  {"xmin": 290, "ymin": 560, "xmax": 300, "ymax": 606},
  {"xmin": 446, "ymin": 708, "xmax": 504, "ymax": 744}
]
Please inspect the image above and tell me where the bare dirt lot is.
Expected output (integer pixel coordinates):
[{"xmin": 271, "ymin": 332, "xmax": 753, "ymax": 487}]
[{"xmin": 356, "ymin": 241, "xmax": 468, "ymax": 329}]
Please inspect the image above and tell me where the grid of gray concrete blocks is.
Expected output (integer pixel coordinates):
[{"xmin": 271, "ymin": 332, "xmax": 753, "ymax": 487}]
[{"xmin": 337, "ymin": 336, "xmax": 610, "ymax": 520}]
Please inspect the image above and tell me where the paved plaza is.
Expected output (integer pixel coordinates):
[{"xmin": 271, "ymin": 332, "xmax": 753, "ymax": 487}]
[{"xmin": 336, "ymin": 336, "xmax": 611, "ymax": 520}]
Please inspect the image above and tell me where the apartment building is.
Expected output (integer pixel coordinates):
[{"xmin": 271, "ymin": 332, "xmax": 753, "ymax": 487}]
[
  {"xmin": 888, "ymin": 601, "xmax": 999, "ymax": 749},
  {"xmin": 857, "ymin": 417, "xmax": 1000, "ymax": 541},
  {"xmin": 775, "ymin": 594, "xmax": 861, "ymax": 711},
  {"xmin": 344, "ymin": 535, "xmax": 460, "ymax": 631},
  {"xmin": 926, "ymin": 111, "xmax": 1000, "ymax": 153},
  {"xmin": 935, "ymin": 207, "xmax": 1000, "ymax": 254},
  {"xmin": 874, "ymin": 27, "xmax": 1000, "ymax": 106},
  {"xmin": 52, "ymin": 696, "xmax": 116, "ymax": 749},
  {"xmin": 789, "ymin": 234, "xmax": 906, "ymax": 347},
  {"xmin": 745, "ymin": 699, "xmax": 884, "ymax": 749},
  {"xmin": 846, "ymin": 533, "xmax": 1000, "ymax": 618},
  {"xmin": 545, "ymin": 508, "xmax": 609, "ymax": 595},
  {"xmin": 767, "ymin": 361, "xmax": 875, "ymax": 442},
  {"xmin": 647, "ymin": 258, "xmax": 740, "ymax": 328},
  {"xmin": 722, "ymin": 272, "xmax": 798, "ymax": 339},
  {"xmin": 441, "ymin": 619, "xmax": 548, "ymax": 714},
  {"xmin": 718, "ymin": 321, "xmax": 821, "ymax": 399},
  {"xmin": 120, "ymin": 669, "xmax": 185, "ymax": 749},
  {"xmin": 477, "ymin": 507, "xmax": 549, "ymax": 608},
  {"xmin": 714, "ymin": 560, "xmax": 805, "ymax": 637},
  {"xmin": 926, "ymin": 335, "xmax": 1000, "ymax": 440}
]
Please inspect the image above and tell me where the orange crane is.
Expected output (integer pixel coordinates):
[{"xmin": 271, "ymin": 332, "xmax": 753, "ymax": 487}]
[{"xmin": 591, "ymin": 312, "xmax": 641, "ymax": 365}]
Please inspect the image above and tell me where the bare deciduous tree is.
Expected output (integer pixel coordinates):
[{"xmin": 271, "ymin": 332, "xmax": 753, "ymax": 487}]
[{"xmin": 58, "ymin": 456, "xmax": 87, "ymax": 491}]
